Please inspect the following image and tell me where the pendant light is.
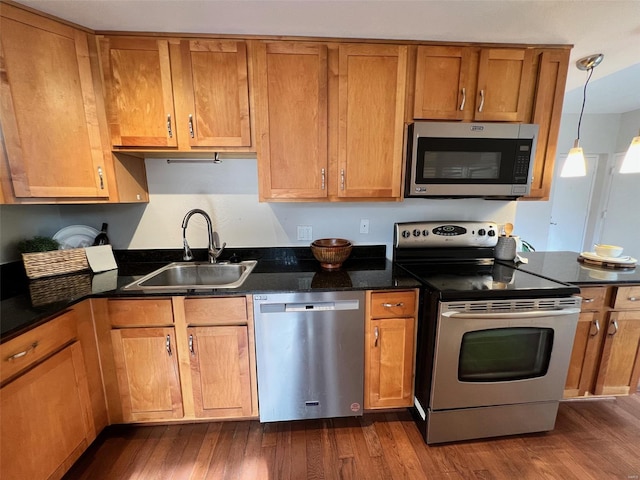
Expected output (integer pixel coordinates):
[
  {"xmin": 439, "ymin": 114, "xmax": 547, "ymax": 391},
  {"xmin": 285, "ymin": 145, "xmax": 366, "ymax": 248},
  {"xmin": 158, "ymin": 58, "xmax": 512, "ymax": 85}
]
[
  {"xmin": 620, "ymin": 129, "xmax": 640, "ymax": 174},
  {"xmin": 560, "ymin": 53, "xmax": 604, "ymax": 177}
]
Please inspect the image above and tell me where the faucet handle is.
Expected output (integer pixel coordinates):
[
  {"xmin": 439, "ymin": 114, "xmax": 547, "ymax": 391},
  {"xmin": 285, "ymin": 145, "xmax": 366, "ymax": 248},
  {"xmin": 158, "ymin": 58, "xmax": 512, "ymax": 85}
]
[{"xmin": 209, "ymin": 242, "xmax": 226, "ymax": 263}]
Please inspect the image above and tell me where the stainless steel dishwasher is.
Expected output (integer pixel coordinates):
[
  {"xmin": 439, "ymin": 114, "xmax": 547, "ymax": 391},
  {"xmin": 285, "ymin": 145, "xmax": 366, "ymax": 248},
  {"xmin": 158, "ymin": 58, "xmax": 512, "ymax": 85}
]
[{"xmin": 253, "ymin": 291, "xmax": 365, "ymax": 422}]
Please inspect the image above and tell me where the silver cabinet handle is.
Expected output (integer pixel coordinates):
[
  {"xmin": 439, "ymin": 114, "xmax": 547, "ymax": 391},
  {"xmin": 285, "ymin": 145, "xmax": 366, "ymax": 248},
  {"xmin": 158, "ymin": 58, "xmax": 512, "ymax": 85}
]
[
  {"xmin": 459, "ymin": 87, "xmax": 466, "ymax": 111},
  {"xmin": 98, "ymin": 167, "xmax": 104, "ymax": 190},
  {"xmin": 590, "ymin": 319, "xmax": 600, "ymax": 337},
  {"xmin": 628, "ymin": 297, "xmax": 638, "ymax": 302},
  {"xmin": 478, "ymin": 89, "xmax": 485, "ymax": 112},
  {"xmin": 374, "ymin": 326, "xmax": 379, "ymax": 347},
  {"xmin": 340, "ymin": 169, "xmax": 345, "ymax": 191},
  {"xmin": 188, "ymin": 114, "xmax": 194, "ymax": 138},
  {"xmin": 607, "ymin": 320, "xmax": 619, "ymax": 336},
  {"xmin": 583, "ymin": 298, "xmax": 595, "ymax": 303},
  {"xmin": 5, "ymin": 342, "xmax": 38, "ymax": 361},
  {"xmin": 166, "ymin": 335, "xmax": 172, "ymax": 356},
  {"xmin": 189, "ymin": 334, "xmax": 195, "ymax": 356},
  {"xmin": 382, "ymin": 303, "xmax": 404, "ymax": 308},
  {"xmin": 321, "ymin": 168, "xmax": 326, "ymax": 190},
  {"xmin": 167, "ymin": 114, "xmax": 173, "ymax": 138}
]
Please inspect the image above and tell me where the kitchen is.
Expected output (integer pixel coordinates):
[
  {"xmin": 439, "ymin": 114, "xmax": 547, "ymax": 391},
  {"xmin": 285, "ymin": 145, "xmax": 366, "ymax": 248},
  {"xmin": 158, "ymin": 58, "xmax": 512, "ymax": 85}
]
[{"xmin": 1, "ymin": 0, "xmax": 640, "ymax": 479}]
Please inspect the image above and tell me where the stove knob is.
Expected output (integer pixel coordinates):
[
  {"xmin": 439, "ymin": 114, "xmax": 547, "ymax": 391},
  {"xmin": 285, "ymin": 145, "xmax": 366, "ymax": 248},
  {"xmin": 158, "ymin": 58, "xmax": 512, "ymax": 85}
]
[
  {"xmin": 422, "ymin": 229, "xmax": 429, "ymax": 236},
  {"xmin": 478, "ymin": 229, "xmax": 486, "ymax": 236},
  {"xmin": 413, "ymin": 229, "xmax": 421, "ymax": 237},
  {"xmin": 488, "ymin": 229, "xmax": 496, "ymax": 237},
  {"xmin": 401, "ymin": 230, "xmax": 410, "ymax": 238}
]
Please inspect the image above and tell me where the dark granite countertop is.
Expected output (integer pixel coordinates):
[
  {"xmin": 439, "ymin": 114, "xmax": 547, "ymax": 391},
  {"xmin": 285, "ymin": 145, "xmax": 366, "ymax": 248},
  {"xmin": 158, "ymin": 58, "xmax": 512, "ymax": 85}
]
[
  {"xmin": 1, "ymin": 245, "xmax": 420, "ymax": 342},
  {"xmin": 500, "ymin": 251, "xmax": 640, "ymax": 285}
]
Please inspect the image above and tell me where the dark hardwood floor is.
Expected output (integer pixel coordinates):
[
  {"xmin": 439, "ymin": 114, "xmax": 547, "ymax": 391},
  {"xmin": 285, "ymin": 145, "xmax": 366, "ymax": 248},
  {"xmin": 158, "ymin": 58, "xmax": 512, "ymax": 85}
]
[{"xmin": 64, "ymin": 395, "xmax": 640, "ymax": 480}]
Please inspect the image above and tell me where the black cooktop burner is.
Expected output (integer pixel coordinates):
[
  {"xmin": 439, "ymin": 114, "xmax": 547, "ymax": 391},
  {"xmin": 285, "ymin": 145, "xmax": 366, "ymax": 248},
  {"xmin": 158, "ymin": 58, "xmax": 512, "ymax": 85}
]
[{"xmin": 396, "ymin": 261, "xmax": 579, "ymax": 300}]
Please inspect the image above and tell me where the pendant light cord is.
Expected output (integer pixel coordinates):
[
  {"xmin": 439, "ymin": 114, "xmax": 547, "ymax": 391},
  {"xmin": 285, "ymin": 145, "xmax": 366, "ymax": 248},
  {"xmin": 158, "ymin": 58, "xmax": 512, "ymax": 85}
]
[{"xmin": 577, "ymin": 67, "xmax": 595, "ymax": 142}]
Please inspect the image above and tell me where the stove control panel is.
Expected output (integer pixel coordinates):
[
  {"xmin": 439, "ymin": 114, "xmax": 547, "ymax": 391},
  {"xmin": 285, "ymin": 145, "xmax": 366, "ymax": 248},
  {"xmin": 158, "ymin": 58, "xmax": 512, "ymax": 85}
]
[{"xmin": 394, "ymin": 221, "xmax": 498, "ymax": 248}]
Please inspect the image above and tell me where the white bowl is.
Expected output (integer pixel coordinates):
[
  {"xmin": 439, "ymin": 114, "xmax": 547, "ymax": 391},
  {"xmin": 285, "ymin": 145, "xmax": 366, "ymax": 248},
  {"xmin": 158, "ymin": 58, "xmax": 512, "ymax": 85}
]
[{"xmin": 594, "ymin": 244, "xmax": 623, "ymax": 258}]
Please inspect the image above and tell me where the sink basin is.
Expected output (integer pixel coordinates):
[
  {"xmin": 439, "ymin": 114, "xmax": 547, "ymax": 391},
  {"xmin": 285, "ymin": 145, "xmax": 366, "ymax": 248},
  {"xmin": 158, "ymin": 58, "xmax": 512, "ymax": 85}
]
[{"xmin": 123, "ymin": 261, "xmax": 257, "ymax": 290}]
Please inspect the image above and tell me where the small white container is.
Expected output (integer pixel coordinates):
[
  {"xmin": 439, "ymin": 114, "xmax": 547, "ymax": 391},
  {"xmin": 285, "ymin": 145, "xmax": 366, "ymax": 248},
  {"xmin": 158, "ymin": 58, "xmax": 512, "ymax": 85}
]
[{"xmin": 594, "ymin": 244, "xmax": 623, "ymax": 258}]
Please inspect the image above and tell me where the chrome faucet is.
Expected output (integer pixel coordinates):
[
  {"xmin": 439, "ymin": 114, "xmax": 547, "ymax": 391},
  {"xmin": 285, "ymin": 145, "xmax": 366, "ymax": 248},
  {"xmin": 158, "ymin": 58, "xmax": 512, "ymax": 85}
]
[{"xmin": 181, "ymin": 209, "xmax": 226, "ymax": 263}]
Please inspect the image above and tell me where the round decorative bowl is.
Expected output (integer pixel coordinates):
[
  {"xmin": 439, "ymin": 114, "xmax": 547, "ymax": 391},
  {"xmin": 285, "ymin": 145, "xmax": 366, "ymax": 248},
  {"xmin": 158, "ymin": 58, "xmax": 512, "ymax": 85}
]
[
  {"xmin": 310, "ymin": 238, "xmax": 353, "ymax": 270},
  {"xmin": 594, "ymin": 244, "xmax": 623, "ymax": 258}
]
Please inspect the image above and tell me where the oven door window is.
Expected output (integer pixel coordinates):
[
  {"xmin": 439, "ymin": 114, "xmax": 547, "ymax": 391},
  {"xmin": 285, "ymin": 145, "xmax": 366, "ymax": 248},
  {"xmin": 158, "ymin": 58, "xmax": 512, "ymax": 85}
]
[
  {"xmin": 458, "ymin": 327, "xmax": 553, "ymax": 382},
  {"xmin": 416, "ymin": 137, "xmax": 529, "ymax": 184}
]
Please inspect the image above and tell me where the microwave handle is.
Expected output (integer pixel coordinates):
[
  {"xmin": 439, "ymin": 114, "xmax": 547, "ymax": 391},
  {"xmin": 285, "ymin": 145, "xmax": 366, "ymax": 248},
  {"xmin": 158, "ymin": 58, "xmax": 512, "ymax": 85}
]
[
  {"xmin": 459, "ymin": 87, "xmax": 466, "ymax": 111},
  {"xmin": 443, "ymin": 307, "xmax": 580, "ymax": 319}
]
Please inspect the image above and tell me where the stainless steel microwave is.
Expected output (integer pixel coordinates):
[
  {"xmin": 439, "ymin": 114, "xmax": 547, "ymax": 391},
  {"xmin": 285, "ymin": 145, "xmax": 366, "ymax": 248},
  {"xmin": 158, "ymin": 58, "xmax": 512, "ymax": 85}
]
[{"xmin": 405, "ymin": 121, "xmax": 539, "ymax": 199}]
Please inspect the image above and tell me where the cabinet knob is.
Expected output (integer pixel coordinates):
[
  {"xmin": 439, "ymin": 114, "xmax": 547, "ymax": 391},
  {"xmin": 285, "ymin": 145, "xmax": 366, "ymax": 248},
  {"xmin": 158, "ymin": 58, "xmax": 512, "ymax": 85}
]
[
  {"xmin": 166, "ymin": 335, "xmax": 172, "ymax": 356},
  {"xmin": 628, "ymin": 296, "xmax": 638, "ymax": 302},
  {"xmin": 583, "ymin": 298, "xmax": 595, "ymax": 303},
  {"xmin": 5, "ymin": 342, "xmax": 38, "ymax": 361},
  {"xmin": 321, "ymin": 168, "xmax": 326, "ymax": 190},
  {"xmin": 589, "ymin": 319, "xmax": 600, "ymax": 337},
  {"xmin": 188, "ymin": 114, "xmax": 195, "ymax": 138},
  {"xmin": 382, "ymin": 302, "xmax": 404, "ymax": 308},
  {"xmin": 189, "ymin": 334, "xmax": 195, "ymax": 356},
  {"xmin": 374, "ymin": 326, "xmax": 379, "ymax": 347},
  {"xmin": 607, "ymin": 320, "xmax": 619, "ymax": 337},
  {"xmin": 459, "ymin": 87, "xmax": 466, "ymax": 111}
]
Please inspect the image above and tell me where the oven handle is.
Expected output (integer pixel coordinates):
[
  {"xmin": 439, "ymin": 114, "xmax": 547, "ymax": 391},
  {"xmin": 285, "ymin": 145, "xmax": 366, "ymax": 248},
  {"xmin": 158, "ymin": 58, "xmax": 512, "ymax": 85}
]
[{"xmin": 443, "ymin": 308, "xmax": 581, "ymax": 319}]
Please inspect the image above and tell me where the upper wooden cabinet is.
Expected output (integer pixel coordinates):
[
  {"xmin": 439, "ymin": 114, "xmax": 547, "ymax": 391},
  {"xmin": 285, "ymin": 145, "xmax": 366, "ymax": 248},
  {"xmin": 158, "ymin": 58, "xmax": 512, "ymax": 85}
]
[
  {"xmin": 98, "ymin": 36, "xmax": 252, "ymax": 151},
  {"xmin": 0, "ymin": 6, "xmax": 109, "ymax": 199},
  {"xmin": 254, "ymin": 40, "xmax": 407, "ymax": 201},
  {"xmin": 414, "ymin": 46, "xmax": 533, "ymax": 122},
  {"xmin": 254, "ymin": 41, "xmax": 329, "ymax": 200}
]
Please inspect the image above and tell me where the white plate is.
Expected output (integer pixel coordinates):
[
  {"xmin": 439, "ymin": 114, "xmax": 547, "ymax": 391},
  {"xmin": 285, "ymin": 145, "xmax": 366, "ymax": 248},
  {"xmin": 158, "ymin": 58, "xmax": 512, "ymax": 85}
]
[
  {"xmin": 53, "ymin": 225, "xmax": 99, "ymax": 250},
  {"xmin": 580, "ymin": 251, "xmax": 637, "ymax": 264}
]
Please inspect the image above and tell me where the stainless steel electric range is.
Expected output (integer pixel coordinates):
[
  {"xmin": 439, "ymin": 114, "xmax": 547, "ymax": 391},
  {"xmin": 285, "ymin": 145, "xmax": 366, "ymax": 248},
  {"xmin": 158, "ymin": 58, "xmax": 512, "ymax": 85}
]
[{"xmin": 393, "ymin": 221, "xmax": 581, "ymax": 444}]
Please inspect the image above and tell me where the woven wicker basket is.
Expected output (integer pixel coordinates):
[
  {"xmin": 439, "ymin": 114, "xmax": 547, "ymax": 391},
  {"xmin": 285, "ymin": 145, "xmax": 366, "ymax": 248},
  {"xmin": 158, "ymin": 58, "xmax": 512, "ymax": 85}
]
[
  {"xmin": 22, "ymin": 248, "xmax": 89, "ymax": 279},
  {"xmin": 29, "ymin": 272, "xmax": 92, "ymax": 306}
]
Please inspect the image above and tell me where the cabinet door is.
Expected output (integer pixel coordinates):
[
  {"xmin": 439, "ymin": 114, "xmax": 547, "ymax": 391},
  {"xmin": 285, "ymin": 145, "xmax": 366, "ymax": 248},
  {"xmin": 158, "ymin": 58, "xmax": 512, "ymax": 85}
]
[
  {"xmin": 0, "ymin": 342, "xmax": 93, "ymax": 480},
  {"xmin": 110, "ymin": 327, "xmax": 183, "ymax": 421},
  {"xmin": 176, "ymin": 39, "xmax": 251, "ymax": 148},
  {"xmin": 188, "ymin": 326, "xmax": 252, "ymax": 418},
  {"xmin": 475, "ymin": 48, "xmax": 533, "ymax": 121},
  {"xmin": 99, "ymin": 36, "xmax": 177, "ymax": 147},
  {"xmin": 527, "ymin": 50, "xmax": 570, "ymax": 199},
  {"xmin": 594, "ymin": 311, "xmax": 640, "ymax": 396},
  {"xmin": 564, "ymin": 312, "xmax": 605, "ymax": 398},
  {"xmin": 337, "ymin": 44, "xmax": 407, "ymax": 199},
  {"xmin": 366, "ymin": 317, "xmax": 415, "ymax": 408},
  {"xmin": 0, "ymin": 9, "xmax": 108, "ymax": 198},
  {"xmin": 254, "ymin": 41, "xmax": 328, "ymax": 200},
  {"xmin": 413, "ymin": 45, "xmax": 471, "ymax": 120}
]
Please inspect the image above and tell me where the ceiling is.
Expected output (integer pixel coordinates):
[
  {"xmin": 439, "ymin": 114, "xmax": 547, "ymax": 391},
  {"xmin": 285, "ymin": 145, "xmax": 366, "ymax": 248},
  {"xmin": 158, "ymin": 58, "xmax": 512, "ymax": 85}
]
[{"xmin": 14, "ymin": 0, "xmax": 640, "ymax": 115}]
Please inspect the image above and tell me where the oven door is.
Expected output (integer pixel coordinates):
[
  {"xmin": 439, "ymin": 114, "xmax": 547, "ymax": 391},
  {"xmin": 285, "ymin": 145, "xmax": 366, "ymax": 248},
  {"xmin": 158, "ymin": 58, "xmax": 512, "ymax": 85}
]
[{"xmin": 430, "ymin": 299, "xmax": 580, "ymax": 410}]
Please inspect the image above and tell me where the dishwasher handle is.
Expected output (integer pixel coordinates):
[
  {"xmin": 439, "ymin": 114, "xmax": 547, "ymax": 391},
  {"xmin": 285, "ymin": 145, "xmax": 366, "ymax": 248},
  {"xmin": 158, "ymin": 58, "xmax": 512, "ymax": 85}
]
[{"xmin": 260, "ymin": 299, "xmax": 361, "ymax": 313}]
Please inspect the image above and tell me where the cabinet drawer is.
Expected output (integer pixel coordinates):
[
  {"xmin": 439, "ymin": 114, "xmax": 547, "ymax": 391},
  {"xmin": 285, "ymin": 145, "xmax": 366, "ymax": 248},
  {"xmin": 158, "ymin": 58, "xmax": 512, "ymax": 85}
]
[
  {"xmin": 185, "ymin": 297, "xmax": 248, "ymax": 325},
  {"xmin": 578, "ymin": 287, "xmax": 609, "ymax": 311},
  {"xmin": 108, "ymin": 299, "xmax": 174, "ymax": 327},
  {"xmin": 370, "ymin": 290, "xmax": 417, "ymax": 319},
  {"xmin": 1, "ymin": 310, "xmax": 77, "ymax": 384},
  {"xmin": 612, "ymin": 286, "xmax": 640, "ymax": 310}
]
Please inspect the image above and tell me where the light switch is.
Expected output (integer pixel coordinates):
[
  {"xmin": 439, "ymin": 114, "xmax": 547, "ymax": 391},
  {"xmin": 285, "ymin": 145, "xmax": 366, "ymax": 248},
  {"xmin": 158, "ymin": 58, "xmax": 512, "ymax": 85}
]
[{"xmin": 297, "ymin": 225, "xmax": 312, "ymax": 241}]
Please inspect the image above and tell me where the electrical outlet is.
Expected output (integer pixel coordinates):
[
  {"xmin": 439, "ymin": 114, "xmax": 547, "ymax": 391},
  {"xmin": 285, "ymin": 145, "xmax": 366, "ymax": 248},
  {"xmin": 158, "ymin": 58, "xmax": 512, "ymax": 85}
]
[
  {"xmin": 360, "ymin": 219, "xmax": 370, "ymax": 234},
  {"xmin": 297, "ymin": 225, "xmax": 312, "ymax": 241}
]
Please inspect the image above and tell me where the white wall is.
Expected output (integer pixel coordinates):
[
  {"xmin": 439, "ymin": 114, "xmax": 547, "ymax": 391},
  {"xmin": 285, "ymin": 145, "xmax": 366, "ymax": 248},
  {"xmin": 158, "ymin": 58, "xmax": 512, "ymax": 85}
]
[{"xmin": 0, "ymin": 158, "xmax": 517, "ymax": 263}]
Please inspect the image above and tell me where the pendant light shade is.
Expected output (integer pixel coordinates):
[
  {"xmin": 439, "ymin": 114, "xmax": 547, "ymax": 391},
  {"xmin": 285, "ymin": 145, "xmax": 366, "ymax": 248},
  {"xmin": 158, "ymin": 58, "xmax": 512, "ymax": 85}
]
[
  {"xmin": 561, "ymin": 139, "xmax": 587, "ymax": 177},
  {"xmin": 560, "ymin": 54, "xmax": 603, "ymax": 178},
  {"xmin": 620, "ymin": 131, "xmax": 640, "ymax": 174}
]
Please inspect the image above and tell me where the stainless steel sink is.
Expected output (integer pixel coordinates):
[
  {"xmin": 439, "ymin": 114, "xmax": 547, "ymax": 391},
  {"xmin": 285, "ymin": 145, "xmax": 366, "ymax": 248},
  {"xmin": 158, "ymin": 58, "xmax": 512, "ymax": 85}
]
[{"xmin": 123, "ymin": 260, "xmax": 257, "ymax": 290}]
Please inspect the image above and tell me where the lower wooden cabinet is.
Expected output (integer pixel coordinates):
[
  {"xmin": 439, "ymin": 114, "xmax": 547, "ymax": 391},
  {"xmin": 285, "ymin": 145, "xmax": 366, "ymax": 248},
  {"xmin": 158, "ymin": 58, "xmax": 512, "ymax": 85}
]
[
  {"xmin": 110, "ymin": 327, "xmax": 184, "ymax": 422},
  {"xmin": 564, "ymin": 285, "xmax": 640, "ymax": 398},
  {"xmin": 95, "ymin": 296, "xmax": 257, "ymax": 423},
  {"xmin": 0, "ymin": 342, "xmax": 94, "ymax": 480},
  {"xmin": 188, "ymin": 325, "xmax": 252, "ymax": 418},
  {"xmin": 365, "ymin": 289, "xmax": 418, "ymax": 409}
]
